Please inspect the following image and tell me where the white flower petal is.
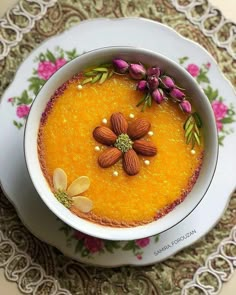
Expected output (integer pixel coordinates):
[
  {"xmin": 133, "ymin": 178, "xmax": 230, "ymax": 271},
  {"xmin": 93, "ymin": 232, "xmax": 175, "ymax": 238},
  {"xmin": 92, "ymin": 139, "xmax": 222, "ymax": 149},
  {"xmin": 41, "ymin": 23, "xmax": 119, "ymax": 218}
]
[
  {"xmin": 73, "ymin": 196, "xmax": 93, "ymax": 213},
  {"xmin": 53, "ymin": 168, "xmax": 67, "ymax": 191},
  {"xmin": 67, "ymin": 176, "xmax": 90, "ymax": 197}
]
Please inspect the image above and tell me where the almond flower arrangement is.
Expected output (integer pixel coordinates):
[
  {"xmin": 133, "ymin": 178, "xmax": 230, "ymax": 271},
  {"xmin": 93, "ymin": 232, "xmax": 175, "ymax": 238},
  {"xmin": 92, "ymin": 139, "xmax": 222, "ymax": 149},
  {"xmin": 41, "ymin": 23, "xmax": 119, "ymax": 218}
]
[
  {"xmin": 53, "ymin": 168, "xmax": 93, "ymax": 212},
  {"xmin": 93, "ymin": 112, "xmax": 157, "ymax": 176},
  {"xmin": 82, "ymin": 59, "xmax": 202, "ymax": 148}
]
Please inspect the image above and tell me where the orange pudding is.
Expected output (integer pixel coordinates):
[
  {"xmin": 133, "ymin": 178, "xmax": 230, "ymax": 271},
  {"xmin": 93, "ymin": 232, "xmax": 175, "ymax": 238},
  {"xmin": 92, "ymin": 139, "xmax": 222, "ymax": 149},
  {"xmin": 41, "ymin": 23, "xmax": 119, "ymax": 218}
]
[{"xmin": 38, "ymin": 73, "xmax": 203, "ymax": 227}]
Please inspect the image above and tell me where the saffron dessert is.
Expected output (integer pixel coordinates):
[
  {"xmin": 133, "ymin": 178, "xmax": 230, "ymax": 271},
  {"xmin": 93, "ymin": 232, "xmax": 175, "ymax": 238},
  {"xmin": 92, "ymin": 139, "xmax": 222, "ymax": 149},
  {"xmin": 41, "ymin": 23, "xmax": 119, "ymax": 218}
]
[{"xmin": 38, "ymin": 59, "xmax": 204, "ymax": 227}]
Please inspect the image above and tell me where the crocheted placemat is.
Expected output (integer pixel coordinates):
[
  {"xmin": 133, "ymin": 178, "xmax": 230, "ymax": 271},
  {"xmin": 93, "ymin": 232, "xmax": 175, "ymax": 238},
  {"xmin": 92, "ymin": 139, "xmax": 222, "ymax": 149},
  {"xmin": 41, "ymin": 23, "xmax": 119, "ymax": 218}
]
[{"xmin": 0, "ymin": 1, "xmax": 235, "ymax": 294}]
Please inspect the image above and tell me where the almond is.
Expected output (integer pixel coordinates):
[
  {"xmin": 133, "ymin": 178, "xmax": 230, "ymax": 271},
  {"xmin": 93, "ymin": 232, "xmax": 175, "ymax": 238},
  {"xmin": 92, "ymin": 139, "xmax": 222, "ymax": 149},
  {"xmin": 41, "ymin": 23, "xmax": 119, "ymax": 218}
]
[
  {"xmin": 73, "ymin": 196, "xmax": 93, "ymax": 213},
  {"xmin": 110, "ymin": 112, "xmax": 128, "ymax": 135},
  {"xmin": 123, "ymin": 149, "xmax": 140, "ymax": 176},
  {"xmin": 93, "ymin": 126, "xmax": 117, "ymax": 145},
  {"xmin": 133, "ymin": 140, "xmax": 157, "ymax": 156},
  {"xmin": 53, "ymin": 168, "xmax": 67, "ymax": 191},
  {"xmin": 127, "ymin": 118, "xmax": 151, "ymax": 140},
  {"xmin": 98, "ymin": 147, "xmax": 122, "ymax": 168}
]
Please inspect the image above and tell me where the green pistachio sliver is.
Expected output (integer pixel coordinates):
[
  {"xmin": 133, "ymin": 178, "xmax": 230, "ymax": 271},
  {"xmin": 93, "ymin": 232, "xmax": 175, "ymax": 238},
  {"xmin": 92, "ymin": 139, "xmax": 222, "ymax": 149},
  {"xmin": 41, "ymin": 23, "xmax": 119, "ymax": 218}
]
[
  {"xmin": 194, "ymin": 132, "xmax": 200, "ymax": 145},
  {"xmin": 99, "ymin": 72, "xmax": 109, "ymax": 84},
  {"xmin": 93, "ymin": 67, "xmax": 108, "ymax": 72},
  {"xmin": 100, "ymin": 63, "xmax": 112, "ymax": 68},
  {"xmin": 82, "ymin": 77, "xmax": 93, "ymax": 85},
  {"xmin": 92, "ymin": 73, "xmax": 102, "ymax": 83},
  {"xmin": 141, "ymin": 100, "xmax": 148, "ymax": 112},
  {"xmin": 84, "ymin": 71, "xmax": 96, "ymax": 77},
  {"xmin": 186, "ymin": 132, "xmax": 193, "ymax": 144},
  {"xmin": 108, "ymin": 70, "xmax": 114, "ymax": 78},
  {"xmin": 136, "ymin": 93, "xmax": 148, "ymax": 107},
  {"xmin": 184, "ymin": 116, "xmax": 192, "ymax": 130},
  {"xmin": 185, "ymin": 123, "xmax": 194, "ymax": 138},
  {"xmin": 195, "ymin": 123, "xmax": 200, "ymax": 135},
  {"xmin": 193, "ymin": 112, "xmax": 202, "ymax": 128},
  {"xmin": 147, "ymin": 94, "xmax": 152, "ymax": 107},
  {"xmin": 54, "ymin": 190, "xmax": 72, "ymax": 209}
]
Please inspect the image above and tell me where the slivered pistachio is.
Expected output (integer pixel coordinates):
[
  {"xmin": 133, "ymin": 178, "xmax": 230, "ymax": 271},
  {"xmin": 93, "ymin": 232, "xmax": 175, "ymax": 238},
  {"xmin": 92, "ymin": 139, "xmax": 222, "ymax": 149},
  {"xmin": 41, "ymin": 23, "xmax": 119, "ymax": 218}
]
[
  {"xmin": 84, "ymin": 71, "xmax": 96, "ymax": 77},
  {"xmin": 147, "ymin": 94, "xmax": 152, "ymax": 107},
  {"xmin": 82, "ymin": 77, "xmax": 93, "ymax": 85},
  {"xmin": 93, "ymin": 67, "xmax": 108, "ymax": 72},
  {"xmin": 184, "ymin": 113, "xmax": 202, "ymax": 148},
  {"xmin": 99, "ymin": 72, "xmax": 109, "ymax": 84},
  {"xmin": 195, "ymin": 124, "xmax": 200, "ymax": 135},
  {"xmin": 194, "ymin": 132, "xmax": 200, "ymax": 145},
  {"xmin": 108, "ymin": 70, "xmax": 114, "ymax": 78},
  {"xmin": 185, "ymin": 123, "xmax": 194, "ymax": 138},
  {"xmin": 54, "ymin": 190, "xmax": 72, "ymax": 209},
  {"xmin": 184, "ymin": 116, "xmax": 192, "ymax": 130},
  {"xmin": 136, "ymin": 93, "xmax": 148, "ymax": 107},
  {"xmin": 92, "ymin": 73, "xmax": 102, "ymax": 83},
  {"xmin": 186, "ymin": 132, "xmax": 193, "ymax": 144},
  {"xmin": 192, "ymin": 112, "xmax": 202, "ymax": 128}
]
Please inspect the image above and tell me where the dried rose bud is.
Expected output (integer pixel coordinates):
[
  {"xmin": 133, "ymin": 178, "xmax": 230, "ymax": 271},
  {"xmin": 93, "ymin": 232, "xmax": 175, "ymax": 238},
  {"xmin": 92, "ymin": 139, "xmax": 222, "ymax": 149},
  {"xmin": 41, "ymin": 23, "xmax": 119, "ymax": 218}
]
[
  {"xmin": 129, "ymin": 63, "xmax": 146, "ymax": 80},
  {"xmin": 147, "ymin": 75, "xmax": 159, "ymax": 90},
  {"xmin": 147, "ymin": 66, "xmax": 161, "ymax": 77},
  {"xmin": 170, "ymin": 88, "xmax": 185, "ymax": 102},
  {"xmin": 159, "ymin": 75, "xmax": 175, "ymax": 90},
  {"xmin": 152, "ymin": 88, "xmax": 164, "ymax": 104},
  {"xmin": 137, "ymin": 80, "xmax": 147, "ymax": 91},
  {"xmin": 113, "ymin": 59, "xmax": 129, "ymax": 74},
  {"xmin": 179, "ymin": 100, "xmax": 192, "ymax": 114}
]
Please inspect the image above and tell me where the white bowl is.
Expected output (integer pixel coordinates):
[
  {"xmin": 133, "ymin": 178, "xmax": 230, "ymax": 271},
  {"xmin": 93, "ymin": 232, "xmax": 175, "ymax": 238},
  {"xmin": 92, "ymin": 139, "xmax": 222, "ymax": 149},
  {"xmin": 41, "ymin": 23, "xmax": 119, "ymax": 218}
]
[{"xmin": 24, "ymin": 47, "xmax": 218, "ymax": 241}]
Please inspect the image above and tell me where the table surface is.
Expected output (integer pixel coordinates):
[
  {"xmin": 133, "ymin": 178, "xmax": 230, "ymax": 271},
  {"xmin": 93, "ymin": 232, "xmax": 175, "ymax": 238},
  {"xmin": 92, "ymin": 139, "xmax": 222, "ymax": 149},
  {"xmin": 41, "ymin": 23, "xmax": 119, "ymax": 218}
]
[{"xmin": 0, "ymin": 0, "xmax": 235, "ymax": 294}]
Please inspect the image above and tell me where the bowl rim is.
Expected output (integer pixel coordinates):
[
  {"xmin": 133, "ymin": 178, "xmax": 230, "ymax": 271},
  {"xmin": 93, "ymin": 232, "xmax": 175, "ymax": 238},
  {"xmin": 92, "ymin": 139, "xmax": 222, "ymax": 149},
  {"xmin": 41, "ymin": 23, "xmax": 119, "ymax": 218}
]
[{"xmin": 24, "ymin": 46, "xmax": 219, "ymax": 240}]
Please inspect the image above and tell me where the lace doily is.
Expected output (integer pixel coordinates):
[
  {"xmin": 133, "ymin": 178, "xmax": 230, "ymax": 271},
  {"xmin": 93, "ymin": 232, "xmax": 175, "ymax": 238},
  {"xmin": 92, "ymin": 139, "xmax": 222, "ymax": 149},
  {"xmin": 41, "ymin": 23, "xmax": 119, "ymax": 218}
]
[
  {"xmin": 0, "ymin": 0, "xmax": 57, "ymax": 60},
  {"xmin": 172, "ymin": 0, "xmax": 236, "ymax": 59},
  {"xmin": 0, "ymin": 232, "xmax": 70, "ymax": 294},
  {"xmin": 182, "ymin": 225, "xmax": 236, "ymax": 294}
]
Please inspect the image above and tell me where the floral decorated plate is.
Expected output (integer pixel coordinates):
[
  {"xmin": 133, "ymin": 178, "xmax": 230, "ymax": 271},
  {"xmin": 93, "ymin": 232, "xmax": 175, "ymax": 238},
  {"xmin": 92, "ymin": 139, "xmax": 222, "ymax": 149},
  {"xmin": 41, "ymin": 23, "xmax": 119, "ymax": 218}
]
[{"xmin": 0, "ymin": 18, "xmax": 235, "ymax": 266}]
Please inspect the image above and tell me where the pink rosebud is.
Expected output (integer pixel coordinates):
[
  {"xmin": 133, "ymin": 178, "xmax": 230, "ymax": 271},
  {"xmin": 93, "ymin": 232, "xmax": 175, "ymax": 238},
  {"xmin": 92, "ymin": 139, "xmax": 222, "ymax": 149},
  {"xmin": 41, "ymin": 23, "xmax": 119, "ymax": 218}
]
[
  {"xmin": 152, "ymin": 88, "xmax": 164, "ymax": 104},
  {"xmin": 137, "ymin": 80, "xmax": 147, "ymax": 91},
  {"xmin": 55, "ymin": 58, "xmax": 67, "ymax": 70},
  {"xmin": 147, "ymin": 66, "xmax": 161, "ymax": 77},
  {"xmin": 159, "ymin": 75, "xmax": 175, "ymax": 90},
  {"xmin": 179, "ymin": 100, "xmax": 192, "ymax": 114},
  {"xmin": 135, "ymin": 237, "xmax": 150, "ymax": 248},
  {"xmin": 84, "ymin": 236, "xmax": 103, "ymax": 253},
  {"xmin": 186, "ymin": 64, "xmax": 200, "ymax": 77},
  {"xmin": 113, "ymin": 59, "xmax": 129, "ymax": 74},
  {"xmin": 147, "ymin": 75, "xmax": 159, "ymax": 90},
  {"xmin": 37, "ymin": 61, "xmax": 57, "ymax": 80},
  {"xmin": 129, "ymin": 63, "xmax": 146, "ymax": 80},
  {"xmin": 170, "ymin": 88, "xmax": 185, "ymax": 102},
  {"xmin": 16, "ymin": 105, "xmax": 30, "ymax": 118}
]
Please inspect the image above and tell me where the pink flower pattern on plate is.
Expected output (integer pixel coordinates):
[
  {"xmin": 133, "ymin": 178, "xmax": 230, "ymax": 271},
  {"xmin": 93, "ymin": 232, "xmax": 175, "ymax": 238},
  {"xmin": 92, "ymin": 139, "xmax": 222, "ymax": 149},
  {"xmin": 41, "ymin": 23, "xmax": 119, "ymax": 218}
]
[
  {"xmin": 55, "ymin": 58, "xmax": 67, "ymax": 70},
  {"xmin": 186, "ymin": 63, "xmax": 200, "ymax": 77},
  {"xmin": 84, "ymin": 236, "xmax": 104, "ymax": 253},
  {"xmin": 37, "ymin": 61, "xmax": 57, "ymax": 80},
  {"xmin": 135, "ymin": 237, "xmax": 150, "ymax": 248},
  {"xmin": 211, "ymin": 100, "xmax": 228, "ymax": 132},
  {"xmin": 211, "ymin": 101, "xmax": 228, "ymax": 120},
  {"xmin": 16, "ymin": 105, "xmax": 30, "ymax": 118}
]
